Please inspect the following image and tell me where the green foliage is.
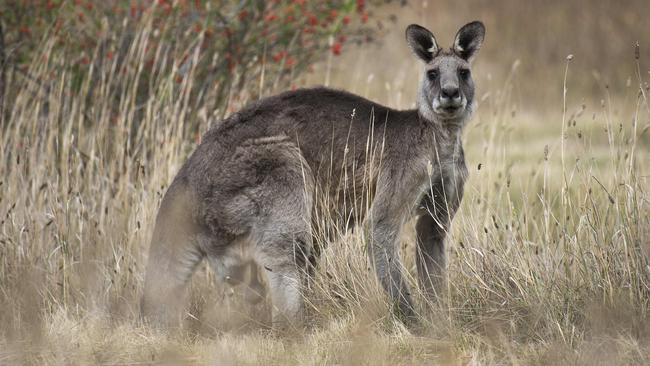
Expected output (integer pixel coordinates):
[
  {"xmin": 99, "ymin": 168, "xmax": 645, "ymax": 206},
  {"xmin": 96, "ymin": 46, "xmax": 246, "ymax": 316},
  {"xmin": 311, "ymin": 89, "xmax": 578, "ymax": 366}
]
[{"xmin": 1, "ymin": 0, "xmax": 376, "ymax": 121}]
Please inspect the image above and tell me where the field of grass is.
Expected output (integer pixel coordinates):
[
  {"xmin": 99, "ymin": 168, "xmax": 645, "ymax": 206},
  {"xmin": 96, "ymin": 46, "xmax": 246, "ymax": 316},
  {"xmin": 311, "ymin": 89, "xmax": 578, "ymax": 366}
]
[{"xmin": 2, "ymin": 1, "xmax": 650, "ymax": 365}]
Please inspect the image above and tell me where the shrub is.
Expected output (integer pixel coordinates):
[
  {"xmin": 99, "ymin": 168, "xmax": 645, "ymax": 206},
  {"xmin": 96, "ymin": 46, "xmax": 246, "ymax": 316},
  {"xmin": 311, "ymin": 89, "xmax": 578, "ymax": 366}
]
[{"xmin": 0, "ymin": 0, "xmax": 378, "ymax": 127}]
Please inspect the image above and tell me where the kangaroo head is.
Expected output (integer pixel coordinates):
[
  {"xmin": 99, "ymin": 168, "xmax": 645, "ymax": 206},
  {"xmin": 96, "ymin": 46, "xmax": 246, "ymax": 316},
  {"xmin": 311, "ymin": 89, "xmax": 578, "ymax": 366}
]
[{"xmin": 406, "ymin": 21, "xmax": 485, "ymax": 125}]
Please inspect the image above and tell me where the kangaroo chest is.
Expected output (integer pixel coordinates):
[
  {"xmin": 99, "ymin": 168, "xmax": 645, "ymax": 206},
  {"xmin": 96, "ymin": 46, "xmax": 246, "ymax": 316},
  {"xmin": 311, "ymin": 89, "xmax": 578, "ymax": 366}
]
[{"xmin": 414, "ymin": 139, "xmax": 468, "ymax": 217}]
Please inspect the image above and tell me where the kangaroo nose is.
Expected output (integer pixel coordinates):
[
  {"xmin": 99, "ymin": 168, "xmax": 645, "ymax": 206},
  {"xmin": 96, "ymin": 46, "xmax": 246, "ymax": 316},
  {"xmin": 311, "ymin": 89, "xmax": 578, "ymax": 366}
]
[{"xmin": 441, "ymin": 86, "xmax": 460, "ymax": 100}]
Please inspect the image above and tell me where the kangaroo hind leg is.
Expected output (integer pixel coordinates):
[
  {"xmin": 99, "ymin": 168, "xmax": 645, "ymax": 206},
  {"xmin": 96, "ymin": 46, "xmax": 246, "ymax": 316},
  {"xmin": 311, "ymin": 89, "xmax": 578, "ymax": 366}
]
[{"xmin": 244, "ymin": 139, "xmax": 314, "ymax": 330}]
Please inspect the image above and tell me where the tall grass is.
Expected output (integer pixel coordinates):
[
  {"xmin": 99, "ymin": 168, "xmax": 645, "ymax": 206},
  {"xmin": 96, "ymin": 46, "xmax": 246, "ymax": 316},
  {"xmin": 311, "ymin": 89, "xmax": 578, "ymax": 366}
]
[{"xmin": 2, "ymin": 4, "xmax": 650, "ymax": 366}]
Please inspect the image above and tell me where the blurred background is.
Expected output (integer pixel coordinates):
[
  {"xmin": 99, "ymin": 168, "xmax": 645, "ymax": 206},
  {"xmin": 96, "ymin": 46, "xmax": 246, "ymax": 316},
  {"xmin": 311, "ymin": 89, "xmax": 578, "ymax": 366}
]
[
  {"xmin": 1, "ymin": 1, "xmax": 649, "ymax": 364},
  {"xmin": 318, "ymin": 0, "xmax": 650, "ymax": 112},
  {"xmin": 3, "ymin": 0, "xmax": 649, "ymax": 114}
]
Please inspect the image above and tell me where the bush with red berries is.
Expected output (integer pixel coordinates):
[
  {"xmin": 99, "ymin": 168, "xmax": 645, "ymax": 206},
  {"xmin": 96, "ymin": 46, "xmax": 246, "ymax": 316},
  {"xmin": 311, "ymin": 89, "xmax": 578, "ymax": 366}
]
[{"xmin": 1, "ymin": 0, "xmax": 379, "ymax": 121}]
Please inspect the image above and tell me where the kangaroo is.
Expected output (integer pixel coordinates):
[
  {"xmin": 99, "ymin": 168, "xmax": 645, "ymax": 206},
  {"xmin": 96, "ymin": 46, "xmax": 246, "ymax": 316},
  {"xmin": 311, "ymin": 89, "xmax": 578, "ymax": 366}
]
[{"xmin": 142, "ymin": 21, "xmax": 485, "ymax": 328}]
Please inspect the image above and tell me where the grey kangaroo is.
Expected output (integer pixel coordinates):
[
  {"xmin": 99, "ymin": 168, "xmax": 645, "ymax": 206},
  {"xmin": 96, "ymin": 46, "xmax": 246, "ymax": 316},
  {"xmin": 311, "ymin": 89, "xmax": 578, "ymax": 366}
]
[{"xmin": 142, "ymin": 21, "xmax": 485, "ymax": 328}]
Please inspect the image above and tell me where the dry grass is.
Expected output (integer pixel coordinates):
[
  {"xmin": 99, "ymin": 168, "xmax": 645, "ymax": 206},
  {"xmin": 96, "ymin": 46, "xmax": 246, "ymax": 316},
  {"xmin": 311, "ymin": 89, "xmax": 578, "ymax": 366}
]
[{"xmin": 2, "ymin": 1, "xmax": 650, "ymax": 365}]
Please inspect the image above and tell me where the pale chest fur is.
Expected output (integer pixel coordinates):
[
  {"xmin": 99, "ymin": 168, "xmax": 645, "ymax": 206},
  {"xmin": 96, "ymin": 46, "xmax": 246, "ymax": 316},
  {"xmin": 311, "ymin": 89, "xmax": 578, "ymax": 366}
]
[{"xmin": 413, "ymin": 134, "xmax": 468, "ymax": 216}]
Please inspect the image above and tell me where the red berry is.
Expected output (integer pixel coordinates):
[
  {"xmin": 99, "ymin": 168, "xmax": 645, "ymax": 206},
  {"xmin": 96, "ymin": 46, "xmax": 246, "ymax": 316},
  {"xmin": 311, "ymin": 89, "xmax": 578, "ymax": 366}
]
[
  {"xmin": 356, "ymin": 0, "xmax": 365, "ymax": 12},
  {"xmin": 19, "ymin": 26, "xmax": 31, "ymax": 36},
  {"xmin": 331, "ymin": 42, "xmax": 342, "ymax": 56},
  {"xmin": 361, "ymin": 12, "xmax": 368, "ymax": 23},
  {"xmin": 272, "ymin": 50, "xmax": 287, "ymax": 63},
  {"xmin": 307, "ymin": 14, "xmax": 318, "ymax": 26},
  {"xmin": 265, "ymin": 13, "xmax": 278, "ymax": 22}
]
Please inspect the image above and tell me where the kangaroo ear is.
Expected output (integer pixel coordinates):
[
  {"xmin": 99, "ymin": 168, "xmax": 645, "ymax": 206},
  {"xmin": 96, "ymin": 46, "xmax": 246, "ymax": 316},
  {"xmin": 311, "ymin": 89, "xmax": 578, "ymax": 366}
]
[
  {"xmin": 406, "ymin": 24, "xmax": 438, "ymax": 63},
  {"xmin": 453, "ymin": 21, "xmax": 485, "ymax": 61}
]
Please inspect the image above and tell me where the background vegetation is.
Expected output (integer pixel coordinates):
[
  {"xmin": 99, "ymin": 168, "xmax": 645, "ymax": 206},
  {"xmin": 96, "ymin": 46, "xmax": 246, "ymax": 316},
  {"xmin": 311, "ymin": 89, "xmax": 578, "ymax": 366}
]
[{"xmin": 1, "ymin": 0, "xmax": 649, "ymax": 364}]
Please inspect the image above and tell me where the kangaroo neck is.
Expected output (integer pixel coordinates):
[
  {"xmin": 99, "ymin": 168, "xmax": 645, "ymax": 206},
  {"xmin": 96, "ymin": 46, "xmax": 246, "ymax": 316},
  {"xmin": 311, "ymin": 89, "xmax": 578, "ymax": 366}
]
[
  {"xmin": 417, "ymin": 110, "xmax": 464, "ymax": 144},
  {"xmin": 411, "ymin": 109, "xmax": 465, "ymax": 166}
]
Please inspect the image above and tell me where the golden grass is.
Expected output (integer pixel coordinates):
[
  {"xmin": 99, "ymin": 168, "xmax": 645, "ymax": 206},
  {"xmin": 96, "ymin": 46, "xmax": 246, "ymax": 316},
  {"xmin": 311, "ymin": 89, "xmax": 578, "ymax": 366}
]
[{"xmin": 2, "ymin": 3, "xmax": 650, "ymax": 365}]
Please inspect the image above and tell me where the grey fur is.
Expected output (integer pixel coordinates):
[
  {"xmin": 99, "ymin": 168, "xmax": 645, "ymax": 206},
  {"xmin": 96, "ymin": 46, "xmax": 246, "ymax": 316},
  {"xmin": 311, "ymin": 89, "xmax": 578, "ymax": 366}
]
[{"xmin": 142, "ymin": 21, "xmax": 485, "ymax": 328}]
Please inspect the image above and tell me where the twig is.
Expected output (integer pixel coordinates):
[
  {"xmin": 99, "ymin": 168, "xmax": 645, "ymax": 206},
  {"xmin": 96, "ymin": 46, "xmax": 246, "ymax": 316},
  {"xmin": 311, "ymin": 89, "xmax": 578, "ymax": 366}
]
[
  {"xmin": 0, "ymin": 21, "xmax": 6, "ymax": 126},
  {"xmin": 592, "ymin": 175, "xmax": 615, "ymax": 204}
]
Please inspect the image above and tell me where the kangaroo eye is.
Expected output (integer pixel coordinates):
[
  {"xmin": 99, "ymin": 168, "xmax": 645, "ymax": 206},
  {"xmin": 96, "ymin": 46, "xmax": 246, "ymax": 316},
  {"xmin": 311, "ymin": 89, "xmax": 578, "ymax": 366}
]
[
  {"xmin": 459, "ymin": 69, "xmax": 470, "ymax": 78},
  {"xmin": 427, "ymin": 69, "xmax": 439, "ymax": 80}
]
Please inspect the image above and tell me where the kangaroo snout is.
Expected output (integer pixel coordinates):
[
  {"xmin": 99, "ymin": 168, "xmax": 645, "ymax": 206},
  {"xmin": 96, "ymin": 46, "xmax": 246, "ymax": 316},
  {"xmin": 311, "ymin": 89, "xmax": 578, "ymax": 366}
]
[{"xmin": 441, "ymin": 85, "xmax": 460, "ymax": 101}]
